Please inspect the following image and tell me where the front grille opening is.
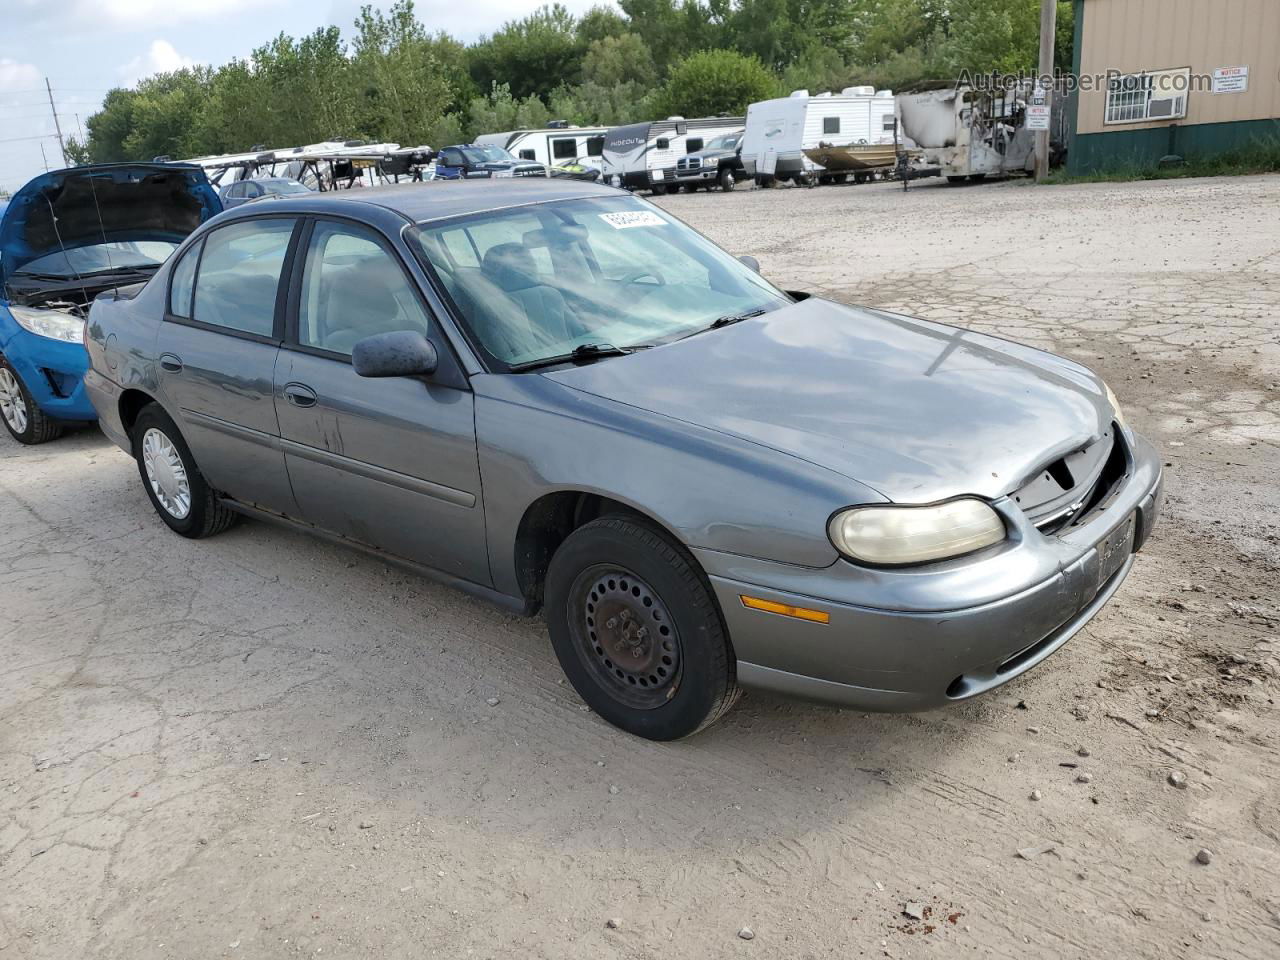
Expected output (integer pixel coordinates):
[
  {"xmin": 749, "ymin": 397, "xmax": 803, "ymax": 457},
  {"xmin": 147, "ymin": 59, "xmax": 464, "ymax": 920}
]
[{"xmin": 1014, "ymin": 425, "xmax": 1128, "ymax": 536}]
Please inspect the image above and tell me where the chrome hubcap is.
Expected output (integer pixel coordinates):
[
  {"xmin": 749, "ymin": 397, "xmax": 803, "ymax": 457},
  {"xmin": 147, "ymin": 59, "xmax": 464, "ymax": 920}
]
[
  {"xmin": 0, "ymin": 368, "xmax": 28, "ymax": 434},
  {"xmin": 142, "ymin": 428, "xmax": 191, "ymax": 519}
]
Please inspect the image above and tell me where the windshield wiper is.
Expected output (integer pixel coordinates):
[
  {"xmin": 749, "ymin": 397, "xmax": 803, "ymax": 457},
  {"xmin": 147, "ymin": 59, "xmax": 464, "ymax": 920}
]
[
  {"xmin": 509, "ymin": 342, "xmax": 632, "ymax": 372},
  {"xmin": 711, "ymin": 308, "xmax": 767, "ymax": 328},
  {"xmin": 676, "ymin": 308, "xmax": 768, "ymax": 342}
]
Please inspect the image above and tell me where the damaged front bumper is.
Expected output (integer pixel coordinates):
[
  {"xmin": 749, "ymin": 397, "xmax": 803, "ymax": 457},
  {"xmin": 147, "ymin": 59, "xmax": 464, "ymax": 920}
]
[{"xmin": 695, "ymin": 432, "xmax": 1164, "ymax": 712}]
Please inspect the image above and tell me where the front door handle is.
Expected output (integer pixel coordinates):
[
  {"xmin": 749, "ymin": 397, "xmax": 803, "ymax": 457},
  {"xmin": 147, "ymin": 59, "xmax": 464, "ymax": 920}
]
[
  {"xmin": 283, "ymin": 383, "xmax": 318, "ymax": 408},
  {"xmin": 159, "ymin": 354, "xmax": 183, "ymax": 373}
]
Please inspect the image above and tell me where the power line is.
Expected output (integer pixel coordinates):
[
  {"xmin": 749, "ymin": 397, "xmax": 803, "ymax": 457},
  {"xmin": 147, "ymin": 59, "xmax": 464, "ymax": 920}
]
[{"xmin": 0, "ymin": 133, "xmax": 63, "ymax": 144}]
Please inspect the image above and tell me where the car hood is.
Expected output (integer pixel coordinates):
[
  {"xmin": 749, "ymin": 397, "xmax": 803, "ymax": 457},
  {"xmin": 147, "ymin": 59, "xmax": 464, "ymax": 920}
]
[
  {"xmin": 0, "ymin": 163, "xmax": 221, "ymax": 287},
  {"xmin": 546, "ymin": 297, "xmax": 1115, "ymax": 503}
]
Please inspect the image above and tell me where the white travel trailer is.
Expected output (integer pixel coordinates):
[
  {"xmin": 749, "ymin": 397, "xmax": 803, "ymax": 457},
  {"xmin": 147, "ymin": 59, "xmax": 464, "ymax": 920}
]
[
  {"xmin": 601, "ymin": 116, "xmax": 744, "ymax": 192},
  {"xmin": 474, "ymin": 125, "xmax": 609, "ymax": 169},
  {"xmin": 741, "ymin": 88, "xmax": 897, "ymax": 185}
]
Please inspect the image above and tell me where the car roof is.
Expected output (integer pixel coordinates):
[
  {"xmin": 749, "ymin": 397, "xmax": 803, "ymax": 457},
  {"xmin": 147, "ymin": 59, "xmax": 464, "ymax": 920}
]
[{"xmin": 216, "ymin": 178, "xmax": 624, "ymax": 225}]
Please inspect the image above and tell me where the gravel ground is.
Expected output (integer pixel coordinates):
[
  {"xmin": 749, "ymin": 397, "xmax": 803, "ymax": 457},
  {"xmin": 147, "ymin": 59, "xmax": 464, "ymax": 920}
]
[{"xmin": 2, "ymin": 174, "xmax": 1279, "ymax": 960}]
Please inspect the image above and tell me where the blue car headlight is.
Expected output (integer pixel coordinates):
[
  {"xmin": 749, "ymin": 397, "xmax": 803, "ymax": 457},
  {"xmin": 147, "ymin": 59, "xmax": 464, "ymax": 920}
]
[
  {"xmin": 9, "ymin": 305, "xmax": 85, "ymax": 344},
  {"xmin": 828, "ymin": 498, "xmax": 1007, "ymax": 566}
]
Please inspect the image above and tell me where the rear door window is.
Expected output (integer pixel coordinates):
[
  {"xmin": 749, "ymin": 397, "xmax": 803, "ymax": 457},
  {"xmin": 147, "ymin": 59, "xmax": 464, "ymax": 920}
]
[{"xmin": 191, "ymin": 218, "xmax": 295, "ymax": 337}]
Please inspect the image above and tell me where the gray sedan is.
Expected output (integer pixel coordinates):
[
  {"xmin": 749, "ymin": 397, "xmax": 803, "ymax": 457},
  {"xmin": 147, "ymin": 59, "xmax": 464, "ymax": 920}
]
[{"xmin": 84, "ymin": 179, "xmax": 1162, "ymax": 740}]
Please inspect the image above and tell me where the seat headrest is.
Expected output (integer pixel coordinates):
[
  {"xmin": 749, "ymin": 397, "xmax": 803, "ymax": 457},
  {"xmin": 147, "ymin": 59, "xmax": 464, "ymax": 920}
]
[{"xmin": 482, "ymin": 242, "xmax": 539, "ymax": 291}]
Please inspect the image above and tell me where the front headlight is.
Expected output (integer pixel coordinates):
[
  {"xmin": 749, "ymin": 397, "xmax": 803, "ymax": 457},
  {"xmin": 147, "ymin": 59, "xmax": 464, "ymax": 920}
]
[
  {"xmin": 828, "ymin": 499, "xmax": 1007, "ymax": 566},
  {"xmin": 9, "ymin": 305, "xmax": 85, "ymax": 344},
  {"xmin": 1103, "ymin": 381, "xmax": 1127, "ymax": 430}
]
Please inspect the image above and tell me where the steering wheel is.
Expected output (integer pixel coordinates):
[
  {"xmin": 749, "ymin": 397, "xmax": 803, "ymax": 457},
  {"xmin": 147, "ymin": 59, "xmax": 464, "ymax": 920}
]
[{"xmin": 617, "ymin": 266, "xmax": 667, "ymax": 287}]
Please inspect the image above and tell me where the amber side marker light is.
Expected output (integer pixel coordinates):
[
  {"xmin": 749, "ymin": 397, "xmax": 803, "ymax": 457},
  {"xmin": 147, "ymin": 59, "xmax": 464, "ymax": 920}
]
[{"xmin": 739, "ymin": 595, "xmax": 830, "ymax": 624}]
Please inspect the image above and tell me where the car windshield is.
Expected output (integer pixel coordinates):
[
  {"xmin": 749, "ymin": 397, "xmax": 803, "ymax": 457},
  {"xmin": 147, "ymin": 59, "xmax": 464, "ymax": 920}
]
[
  {"xmin": 266, "ymin": 180, "xmax": 311, "ymax": 195},
  {"xmin": 707, "ymin": 134, "xmax": 741, "ymax": 150},
  {"xmin": 410, "ymin": 195, "xmax": 789, "ymax": 369},
  {"xmin": 15, "ymin": 240, "xmax": 178, "ymax": 278},
  {"xmin": 461, "ymin": 146, "xmax": 513, "ymax": 164}
]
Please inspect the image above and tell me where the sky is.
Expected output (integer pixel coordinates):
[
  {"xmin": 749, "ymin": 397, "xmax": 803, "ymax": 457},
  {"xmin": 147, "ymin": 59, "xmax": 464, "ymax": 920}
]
[{"xmin": 0, "ymin": 0, "xmax": 609, "ymax": 193}]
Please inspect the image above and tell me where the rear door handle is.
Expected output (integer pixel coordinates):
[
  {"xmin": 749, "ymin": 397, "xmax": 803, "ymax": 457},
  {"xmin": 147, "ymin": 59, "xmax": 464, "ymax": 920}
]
[
  {"xmin": 159, "ymin": 354, "xmax": 183, "ymax": 373},
  {"xmin": 283, "ymin": 383, "xmax": 318, "ymax": 408}
]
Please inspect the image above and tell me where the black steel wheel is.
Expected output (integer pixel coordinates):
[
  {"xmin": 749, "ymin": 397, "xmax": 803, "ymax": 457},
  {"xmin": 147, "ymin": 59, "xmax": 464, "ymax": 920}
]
[
  {"xmin": 567, "ymin": 564, "xmax": 682, "ymax": 710},
  {"xmin": 545, "ymin": 516, "xmax": 740, "ymax": 740}
]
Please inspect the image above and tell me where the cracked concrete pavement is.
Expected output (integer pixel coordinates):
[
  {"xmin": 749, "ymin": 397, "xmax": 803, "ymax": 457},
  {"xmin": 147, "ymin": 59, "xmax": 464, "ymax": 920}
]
[{"xmin": 2, "ymin": 173, "xmax": 1279, "ymax": 959}]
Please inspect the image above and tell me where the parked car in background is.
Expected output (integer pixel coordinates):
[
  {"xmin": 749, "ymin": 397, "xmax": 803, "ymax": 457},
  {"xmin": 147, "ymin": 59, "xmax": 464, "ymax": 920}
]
[
  {"xmin": 434, "ymin": 144, "xmax": 546, "ymax": 180},
  {"xmin": 0, "ymin": 163, "xmax": 220, "ymax": 444},
  {"xmin": 84, "ymin": 179, "xmax": 1161, "ymax": 741},
  {"xmin": 220, "ymin": 177, "xmax": 312, "ymax": 208},
  {"xmin": 673, "ymin": 130, "xmax": 747, "ymax": 191},
  {"xmin": 548, "ymin": 158, "xmax": 602, "ymax": 182}
]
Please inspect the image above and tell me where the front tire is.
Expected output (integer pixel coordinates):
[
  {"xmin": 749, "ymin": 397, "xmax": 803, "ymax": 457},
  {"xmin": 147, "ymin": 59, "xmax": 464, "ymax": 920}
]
[
  {"xmin": 0, "ymin": 357, "xmax": 63, "ymax": 444},
  {"xmin": 131, "ymin": 403, "xmax": 238, "ymax": 538},
  {"xmin": 545, "ymin": 517, "xmax": 740, "ymax": 740},
  {"xmin": 719, "ymin": 168, "xmax": 736, "ymax": 191}
]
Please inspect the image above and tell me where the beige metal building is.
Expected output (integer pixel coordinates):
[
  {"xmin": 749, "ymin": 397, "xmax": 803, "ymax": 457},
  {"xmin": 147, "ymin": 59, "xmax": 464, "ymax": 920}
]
[{"xmin": 1069, "ymin": 0, "xmax": 1280, "ymax": 173}]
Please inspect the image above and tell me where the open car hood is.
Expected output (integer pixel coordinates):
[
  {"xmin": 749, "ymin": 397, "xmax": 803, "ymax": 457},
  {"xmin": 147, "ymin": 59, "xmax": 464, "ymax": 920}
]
[{"xmin": 0, "ymin": 163, "xmax": 221, "ymax": 288}]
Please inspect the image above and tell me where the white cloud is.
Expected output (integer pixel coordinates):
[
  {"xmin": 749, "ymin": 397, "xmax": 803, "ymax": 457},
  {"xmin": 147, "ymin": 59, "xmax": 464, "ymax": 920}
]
[
  {"xmin": 118, "ymin": 40, "xmax": 198, "ymax": 83},
  {"xmin": 0, "ymin": 59, "xmax": 42, "ymax": 92},
  {"xmin": 84, "ymin": 0, "xmax": 272, "ymax": 30}
]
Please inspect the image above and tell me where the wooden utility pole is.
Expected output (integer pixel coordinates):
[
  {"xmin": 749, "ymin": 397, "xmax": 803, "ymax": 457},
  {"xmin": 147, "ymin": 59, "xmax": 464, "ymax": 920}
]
[
  {"xmin": 45, "ymin": 77, "xmax": 67, "ymax": 168},
  {"xmin": 1034, "ymin": 0, "xmax": 1057, "ymax": 181}
]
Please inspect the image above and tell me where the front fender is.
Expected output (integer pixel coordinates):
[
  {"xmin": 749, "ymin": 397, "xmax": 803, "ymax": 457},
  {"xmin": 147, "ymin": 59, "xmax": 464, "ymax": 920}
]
[{"xmin": 474, "ymin": 374, "xmax": 885, "ymax": 598}]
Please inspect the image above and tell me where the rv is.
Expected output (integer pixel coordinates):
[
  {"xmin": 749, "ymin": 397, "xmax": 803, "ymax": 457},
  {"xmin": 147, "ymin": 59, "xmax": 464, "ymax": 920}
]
[
  {"xmin": 601, "ymin": 116, "xmax": 745, "ymax": 193},
  {"xmin": 741, "ymin": 88, "xmax": 897, "ymax": 185},
  {"xmin": 474, "ymin": 125, "xmax": 609, "ymax": 170}
]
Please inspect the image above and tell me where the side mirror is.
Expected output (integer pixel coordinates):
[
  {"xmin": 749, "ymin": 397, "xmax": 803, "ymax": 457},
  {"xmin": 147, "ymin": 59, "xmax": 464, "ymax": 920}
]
[
  {"xmin": 352, "ymin": 330, "xmax": 438, "ymax": 378},
  {"xmin": 737, "ymin": 254, "xmax": 761, "ymax": 274}
]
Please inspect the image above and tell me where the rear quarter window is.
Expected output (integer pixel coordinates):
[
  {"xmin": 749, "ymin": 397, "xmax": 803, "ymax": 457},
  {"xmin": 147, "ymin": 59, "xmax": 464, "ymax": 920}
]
[{"xmin": 168, "ymin": 239, "xmax": 202, "ymax": 319}]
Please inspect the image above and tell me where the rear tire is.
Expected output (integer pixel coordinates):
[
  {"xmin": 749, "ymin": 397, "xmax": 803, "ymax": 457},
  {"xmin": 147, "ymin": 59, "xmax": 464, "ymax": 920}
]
[
  {"xmin": 131, "ymin": 403, "xmax": 238, "ymax": 539},
  {"xmin": 545, "ymin": 517, "xmax": 740, "ymax": 740},
  {"xmin": 0, "ymin": 356, "xmax": 63, "ymax": 444}
]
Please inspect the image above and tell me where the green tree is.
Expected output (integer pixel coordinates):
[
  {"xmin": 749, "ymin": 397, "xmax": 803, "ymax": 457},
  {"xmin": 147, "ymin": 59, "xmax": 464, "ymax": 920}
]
[
  {"xmin": 655, "ymin": 49, "xmax": 777, "ymax": 118},
  {"xmin": 465, "ymin": 82, "xmax": 552, "ymax": 138},
  {"xmin": 582, "ymin": 33, "xmax": 657, "ymax": 88},
  {"xmin": 351, "ymin": 0, "xmax": 454, "ymax": 144},
  {"xmin": 468, "ymin": 4, "xmax": 583, "ymax": 100},
  {"xmin": 576, "ymin": 5, "xmax": 630, "ymax": 45}
]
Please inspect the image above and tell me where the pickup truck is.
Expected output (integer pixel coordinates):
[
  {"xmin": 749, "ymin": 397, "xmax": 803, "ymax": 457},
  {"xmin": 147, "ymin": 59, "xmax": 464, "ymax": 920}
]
[
  {"xmin": 434, "ymin": 144, "xmax": 547, "ymax": 180},
  {"xmin": 672, "ymin": 132, "xmax": 748, "ymax": 192}
]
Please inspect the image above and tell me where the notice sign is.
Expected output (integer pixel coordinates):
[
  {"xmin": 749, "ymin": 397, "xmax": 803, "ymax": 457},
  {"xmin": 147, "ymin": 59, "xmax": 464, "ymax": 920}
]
[
  {"xmin": 1213, "ymin": 66, "xmax": 1249, "ymax": 94},
  {"xmin": 1026, "ymin": 87, "xmax": 1051, "ymax": 131}
]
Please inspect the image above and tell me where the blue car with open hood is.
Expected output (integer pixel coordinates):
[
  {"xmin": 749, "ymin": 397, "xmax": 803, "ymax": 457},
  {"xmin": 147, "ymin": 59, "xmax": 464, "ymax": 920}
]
[{"xmin": 0, "ymin": 163, "xmax": 220, "ymax": 443}]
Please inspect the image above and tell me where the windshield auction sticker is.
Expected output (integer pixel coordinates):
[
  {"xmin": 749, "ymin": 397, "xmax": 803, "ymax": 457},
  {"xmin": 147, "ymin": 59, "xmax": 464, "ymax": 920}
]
[{"xmin": 600, "ymin": 211, "xmax": 667, "ymax": 229}]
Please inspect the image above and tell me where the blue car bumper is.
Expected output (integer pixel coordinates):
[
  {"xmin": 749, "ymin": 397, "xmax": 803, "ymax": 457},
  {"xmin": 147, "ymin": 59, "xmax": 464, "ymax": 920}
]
[{"xmin": 0, "ymin": 308, "xmax": 96, "ymax": 422}]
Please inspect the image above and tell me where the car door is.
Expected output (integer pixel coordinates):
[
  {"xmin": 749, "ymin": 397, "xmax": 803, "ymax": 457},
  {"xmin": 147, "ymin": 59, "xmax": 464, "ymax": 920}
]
[
  {"xmin": 435, "ymin": 148, "xmax": 465, "ymax": 180},
  {"xmin": 156, "ymin": 216, "xmax": 299, "ymax": 515},
  {"xmin": 273, "ymin": 217, "xmax": 489, "ymax": 585}
]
